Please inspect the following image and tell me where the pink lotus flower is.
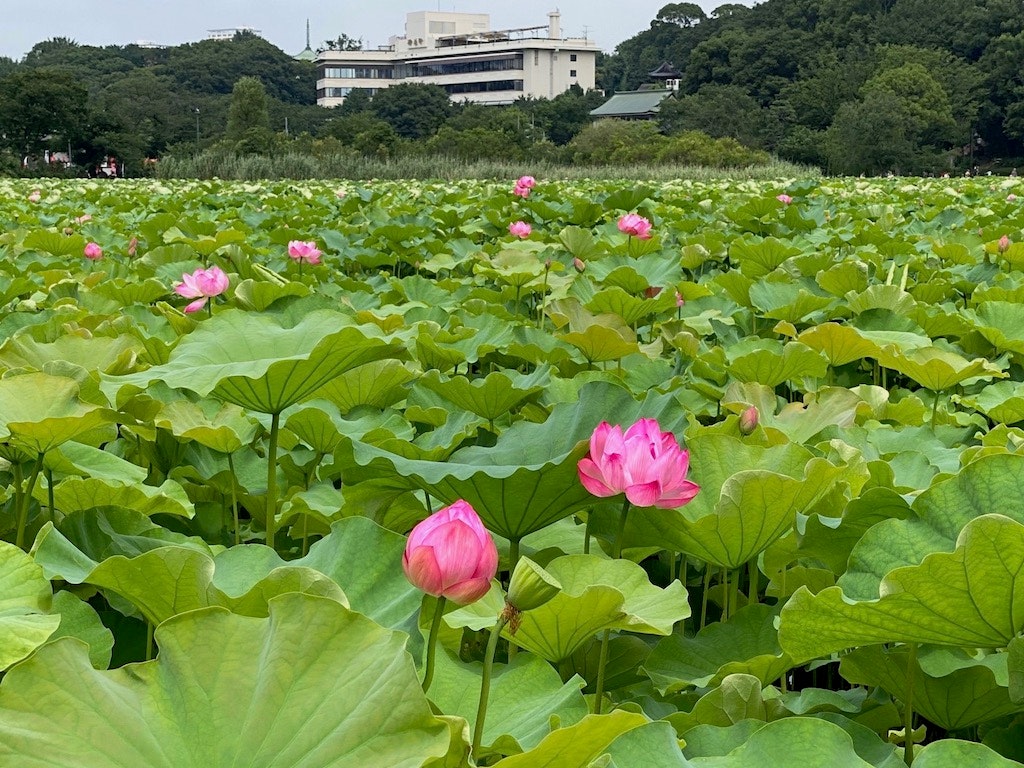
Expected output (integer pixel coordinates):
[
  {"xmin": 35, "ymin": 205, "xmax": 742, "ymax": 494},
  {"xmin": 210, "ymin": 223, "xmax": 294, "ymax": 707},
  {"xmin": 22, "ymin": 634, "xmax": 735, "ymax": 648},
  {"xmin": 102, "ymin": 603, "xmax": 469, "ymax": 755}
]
[
  {"xmin": 508, "ymin": 221, "xmax": 532, "ymax": 238},
  {"xmin": 617, "ymin": 214, "xmax": 652, "ymax": 240},
  {"xmin": 999, "ymin": 235, "xmax": 1012, "ymax": 253},
  {"xmin": 27, "ymin": 190, "xmax": 40, "ymax": 203},
  {"xmin": 174, "ymin": 265, "xmax": 229, "ymax": 314},
  {"xmin": 402, "ymin": 500, "xmax": 498, "ymax": 605},
  {"xmin": 578, "ymin": 419, "xmax": 699, "ymax": 508},
  {"xmin": 83, "ymin": 242, "xmax": 103, "ymax": 260},
  {"xmin": 75, "ymin": 214, "xmax": 92, "ymax": 225},
  {"xmin": 288, "ymin": 240, "xmax": 322, "ymax": 265},
  {"xmin": 777, "ymin": 194, "xmax": 793, "ymax": 205},
  {"xmin": 517, "ymin": 175, "xmax": 536, "ymax": 190},
  {"xmin": 513, "ymin": 184, "xmax": 530, "ymax": 198},
  {"xmin": 675, "ymin": 291, "xmax": 685, "ymax": 308}
]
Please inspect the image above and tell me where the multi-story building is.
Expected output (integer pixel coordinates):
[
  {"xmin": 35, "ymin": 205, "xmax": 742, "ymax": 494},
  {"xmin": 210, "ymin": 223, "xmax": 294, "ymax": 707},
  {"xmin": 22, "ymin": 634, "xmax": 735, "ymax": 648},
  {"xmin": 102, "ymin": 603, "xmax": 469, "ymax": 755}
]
[
  {"xmin": 316, "ymin": 10, "xmax": 598, "ymax": 107},
  {"xmin": 207, "ymin": 27, "xmax": 262, "ymax": 42}
]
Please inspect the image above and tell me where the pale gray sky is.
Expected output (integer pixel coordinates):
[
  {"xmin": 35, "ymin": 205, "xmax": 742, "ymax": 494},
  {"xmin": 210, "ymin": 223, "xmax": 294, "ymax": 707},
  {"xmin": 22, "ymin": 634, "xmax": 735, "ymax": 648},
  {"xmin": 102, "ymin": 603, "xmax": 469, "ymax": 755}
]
[{"xmin": 1, "ymin": 1, "xmax": 755, "ymax": 61}]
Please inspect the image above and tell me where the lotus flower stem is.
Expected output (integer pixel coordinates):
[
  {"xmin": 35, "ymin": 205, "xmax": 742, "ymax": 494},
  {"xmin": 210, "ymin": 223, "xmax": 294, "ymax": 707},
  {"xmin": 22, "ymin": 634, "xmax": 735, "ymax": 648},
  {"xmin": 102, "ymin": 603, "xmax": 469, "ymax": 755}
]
[
  {"xmin": 700, "ymin": 565, "xmax": 712, "ymax": 630},
  {"xmin": 611, "ymin": 498, "xmax": 630, "ymax": 560},
  {"xmin": 904, "ymin": 643, "xmax": 918, "ymax": 765},
  {"xmin": 227, "ymin": 452, "xmax": 240, "ymax": 546},
  {"xmin": 748, "ymin": 560, "xmax": 759, "ymax": 605},
  {"xmin": 583, "ymin": 511, "xmax": 592, "ymax": 554},
  {"xmin": 265, "ymin": 412, "xmax": 281, "ymax": 551},
  {"xmin": 722, "ymin": 567, "xmax": 729, "ymax": 619},
  {"xmin": 15, "ymin": 454, "xmax": 44, "ymax": 550},
  {"xmin": 507, "ymin": 536, "xmax": 521, "ymax": 660},
  {"xmin": 472, "ymin": 614, "xmax": 509, "ymax": 758},
  {"xmin": 45, "ymin": 468, "xmax": 54, "ymax": 519},
  {"xmin": 931, "ymin": 390, "xmax": 940, "ymax": 427},
  {"xmin": 593, "ymin": 628, "xmax": 612, "ymax": 715},
  {"xmin": 145, "ymin": 622, "xmax": 154, "ymax": 661},
  {"xmin": 421, "ymin": 596, "xmax": 447, "ymax": 694}
]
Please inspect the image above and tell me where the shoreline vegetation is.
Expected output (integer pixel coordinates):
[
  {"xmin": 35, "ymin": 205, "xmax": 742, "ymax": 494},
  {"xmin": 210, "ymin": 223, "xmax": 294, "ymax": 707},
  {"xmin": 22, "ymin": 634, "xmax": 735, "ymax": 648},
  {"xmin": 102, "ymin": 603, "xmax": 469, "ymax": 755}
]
[{"xmin": 154, "ymin": 151, "xmax": 816, "ymax": 182}]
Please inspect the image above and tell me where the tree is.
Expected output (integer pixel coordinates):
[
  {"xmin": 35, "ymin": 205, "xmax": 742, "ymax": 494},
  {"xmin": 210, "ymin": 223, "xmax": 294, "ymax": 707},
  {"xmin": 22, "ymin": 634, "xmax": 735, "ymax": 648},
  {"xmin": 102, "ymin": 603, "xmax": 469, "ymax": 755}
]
[
  {"xmin": 861, "ymin": 62, "xmax": 958, "ymax": 147},
  {"xmin": 0, "ymin": 68, "xmax": 88, "ymax": 157},
  {"xmin": 321, "ymin": 35, "xmax": 362, "ymax": 52},
  {"xmin": 370, "ymin": 83, "xmax": 451, "ymax": 140},
  {"xmin": 656, "ymin": 3, "xmax": 708, "ymax": 27},
  {"xmin": 226, "ymin": 77, "xmax": 271, "ymax": 149},
  {"xmin": 659, "ymin": 83, "xmax": 770, "ymax": 147},
  {"xmin": 824, "ymin": 90, "xmax": 916, "ymax": 174}
]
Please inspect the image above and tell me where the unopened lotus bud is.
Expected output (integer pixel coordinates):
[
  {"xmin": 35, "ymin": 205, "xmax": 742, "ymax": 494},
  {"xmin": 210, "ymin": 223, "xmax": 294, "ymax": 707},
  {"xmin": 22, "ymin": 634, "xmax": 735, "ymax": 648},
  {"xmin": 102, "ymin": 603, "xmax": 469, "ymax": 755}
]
[
  {"xmin": 506, "ymin": 557, "xmax": 561, "ymax": 613},
  {"xmin": 573, "ymin": 257, "xmax": 586, "ymax": 273},
  {"xmin": 675, "ymin": 291, "xmax": 685, "ymax": 308},
  {"xmin": 544, "ymin": 258, "xmax": 552, "ymax": 270},
  {"xmin": 63, "ymin": 227, "xmax": 74, "ymax": 236},
  {"xmin": 739, "ymin": 406, "xmax": 759, "ymax": 436},
  {"xmin": 999, "ymin": 235, "xmax": 1011, "ymax": 253}
]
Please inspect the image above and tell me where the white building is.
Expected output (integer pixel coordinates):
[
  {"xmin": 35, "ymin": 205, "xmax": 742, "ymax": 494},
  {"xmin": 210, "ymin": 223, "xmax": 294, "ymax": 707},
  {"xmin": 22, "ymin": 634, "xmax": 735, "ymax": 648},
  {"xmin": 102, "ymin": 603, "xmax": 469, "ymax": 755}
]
[
  {"xmin": 207, "ymin": 27, "xmax": 262, "ymax": 41},
  {"xmin": 316, "ymin": 10, "xmax": 598, "ymax": 107}
]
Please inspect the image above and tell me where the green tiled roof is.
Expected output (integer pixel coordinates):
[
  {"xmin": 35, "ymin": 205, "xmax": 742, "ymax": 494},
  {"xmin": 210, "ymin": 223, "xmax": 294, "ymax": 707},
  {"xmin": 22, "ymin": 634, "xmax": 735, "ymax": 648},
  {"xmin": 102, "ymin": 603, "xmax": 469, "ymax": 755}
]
[{"xmin": 589, "ymin": 90, "xmax": 674, "ymax": 118}]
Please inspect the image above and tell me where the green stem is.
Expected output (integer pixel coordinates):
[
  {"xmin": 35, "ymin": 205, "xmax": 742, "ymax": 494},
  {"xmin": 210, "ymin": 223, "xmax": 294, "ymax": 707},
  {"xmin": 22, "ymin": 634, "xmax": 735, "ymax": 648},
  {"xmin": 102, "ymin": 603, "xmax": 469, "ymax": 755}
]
[
  {"xmin": 265, "ymin": 412, "xmax": 281, "ymax": 551},
  {"xmin": 730, "ymin": 568, "xmax": 740, "ymax": 618},
  {"xmin": 611, "ymin": 497, "xmax": 630, "ymax": 560},
  {"xmin": 16, "ymin": 453, "xmax": 44, "ymax": 550},
  {"xmin": 593, "ymin": 628, "xmax": 612, "ymax": 714},
  {"xmin": 538, "ymin": 267, "xmax": 549, "ymax": 330},
  {"xmin": 904, "ymin": 643, "xmax": 918, "ymax": 765},
  {"xmin": 507, "ymin": 536, "xmax": 521, "ymax": 661},
  {"xmin": 931, "ymin": 390, "xmax": 940, "ymax": 428},
  {"xmin": 472, "ymin": 615, "xmax": 509, "ymax": 758},
  {"xmin": 748, "ymin": 559, "xmax": 759, "ymax": 605},
  {"xmin": 45, "ymin": 468, "xmax": 54, "ymax": 521},
  {"xmin": 700, "ymin": 564, "xmax": 711, "ymax": 630},
  {"xmin": 421, "ymin": 596, "xmax": 447, "ymax": 694},
  {"xmin": 721, "ymin": 567, "xmax": 729, "ymax": 619},
  {"xmin": 227, "ymin": 452, "xmax": 240, "ymax": 546},
  {"xmin": 583, "ymin": 510, "xmax": 592, "ymax": 555},
  {"xmin": 145, "ymin": 621, "xmax": 155, "ymax": 661}
]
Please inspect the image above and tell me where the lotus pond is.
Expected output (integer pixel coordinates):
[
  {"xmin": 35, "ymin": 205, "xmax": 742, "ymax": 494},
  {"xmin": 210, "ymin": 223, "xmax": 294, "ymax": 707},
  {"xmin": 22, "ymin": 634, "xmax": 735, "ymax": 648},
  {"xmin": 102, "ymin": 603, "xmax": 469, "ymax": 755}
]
[{"xmin": 0, "ymin": 175, "xmax": 1023, "ymax": 766}]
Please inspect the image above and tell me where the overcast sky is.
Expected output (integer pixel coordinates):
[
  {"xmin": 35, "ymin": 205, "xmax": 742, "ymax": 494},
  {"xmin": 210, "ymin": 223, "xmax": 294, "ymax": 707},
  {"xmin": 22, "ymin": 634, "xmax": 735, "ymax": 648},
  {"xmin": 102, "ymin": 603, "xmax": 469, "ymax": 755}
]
[{"xmin": 1, "ymin": 1, "xmax": 755, "ymax": 61}]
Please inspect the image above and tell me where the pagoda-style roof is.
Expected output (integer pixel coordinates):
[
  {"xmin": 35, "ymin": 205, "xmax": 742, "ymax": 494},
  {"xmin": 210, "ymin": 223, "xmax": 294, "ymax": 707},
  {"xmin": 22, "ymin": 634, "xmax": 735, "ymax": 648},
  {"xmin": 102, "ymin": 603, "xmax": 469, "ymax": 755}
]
[
  {"xmin": 589, "ymin": 89, "xmax": 675, "ymax": 119},
  {"xmin": 648, "ymin": 61, "xmax": 681, "ymax": 79}
]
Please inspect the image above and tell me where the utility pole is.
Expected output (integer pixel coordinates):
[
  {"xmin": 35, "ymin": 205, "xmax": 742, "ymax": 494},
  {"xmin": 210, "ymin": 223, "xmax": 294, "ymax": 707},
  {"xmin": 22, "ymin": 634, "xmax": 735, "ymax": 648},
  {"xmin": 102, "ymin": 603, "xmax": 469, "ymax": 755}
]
[{"xmin": 195, "ymin": 107, "xmax": 201, "ymax": 145}]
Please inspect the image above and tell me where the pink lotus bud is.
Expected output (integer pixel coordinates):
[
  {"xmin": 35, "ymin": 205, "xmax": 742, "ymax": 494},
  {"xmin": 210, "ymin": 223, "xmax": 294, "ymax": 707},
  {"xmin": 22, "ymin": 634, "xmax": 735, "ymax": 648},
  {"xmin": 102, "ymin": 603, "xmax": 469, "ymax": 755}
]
[
  {"xmin": 617, "ymin": 213, "xmax": 652, "ymax": 240},
  {"xmin": 777, "ymin": 194, "xmax": 793, "ymax": 205},
  {"xmin": 402, "ymin": 500, "xmax": 498, "ymax": 605},
  {"xmin": 645, "ymin": 286, "xmax": 662, "ymax": 298},
  {"xmin": 508, "ymin": 220, "xmax": 532, "ymax": 238},
  {"xmin": 578, "ymin": 419, "xmax": 700, "ymax": 508},
  {"xmin": 675, "ymin": 291, "xmax": 685, "ymax": 308},
  {"xmin": 127, "ymin": 237, "xmax": 138, "ymax": 257},
  {"xmin": 75, "ymin": 214, "xmax": 92, "ymax": 225},
  {"xmin": 999, "ymin": 235, "xmax": 1011, "ymax": 253},
  {"xmin": 174, "ymin": 265, "xmax": 229, "ymax": 313},
  {"xmin": 83, "ymin": 242, "xmax": 103, "ymax": 260},
  {"xmin": 512, "ymin": 184, "xmax": 530, "ymax": 198},
  {"xmin": 573, "ymin": 257, "xmax": 586, "ymax": 273},
  {"xmin": 27, "ymin": 190, "xmax": 41, "ymax": 203},
  {"xmin": 335, "ymin": 189, "xmax": 346, "ymax": 198},
  {"xmin": 287, "ymin": 240, "xmax": 322, "ymax": 265},
  {"xmin": 544, "ymin": 258, "xmax": 552, "ymax": 270},
  {"xmin": 739, "ymin": 406, "xmax": 759, "ymax": 435},
  {"xmin": 516, "ymin": 175, "xmax": 536, "ymax": 190},
  {"xmin": 1008, "ymin": 194, "xmax": 1017, "ymax": 202}
]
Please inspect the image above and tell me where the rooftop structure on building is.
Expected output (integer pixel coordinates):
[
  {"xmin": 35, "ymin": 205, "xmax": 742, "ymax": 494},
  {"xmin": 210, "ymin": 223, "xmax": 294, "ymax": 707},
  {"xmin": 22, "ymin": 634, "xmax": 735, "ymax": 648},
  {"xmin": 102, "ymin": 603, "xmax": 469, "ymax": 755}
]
[
  {"xmin": 589, "ymin": 89, "xmax": 675, "ymax": 120},
  {"xmin": 294, "ymin": 19, "xmax": 316, "ymax": 61},
  {"xmin": 207, "ymin": 27, "xmax": 262, "ymax": 42},
  {"xmin": 316, "ymin": 10, "xmax": 598, "ymax": 107}
]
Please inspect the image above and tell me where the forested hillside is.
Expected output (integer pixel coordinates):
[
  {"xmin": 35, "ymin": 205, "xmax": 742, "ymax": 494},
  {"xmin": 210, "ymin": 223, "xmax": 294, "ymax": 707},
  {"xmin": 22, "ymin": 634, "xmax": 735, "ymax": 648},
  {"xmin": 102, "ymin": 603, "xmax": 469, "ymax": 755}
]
[{"xmin": 599, "ymin": 0, "xmax": 1024, "ymax": 172}]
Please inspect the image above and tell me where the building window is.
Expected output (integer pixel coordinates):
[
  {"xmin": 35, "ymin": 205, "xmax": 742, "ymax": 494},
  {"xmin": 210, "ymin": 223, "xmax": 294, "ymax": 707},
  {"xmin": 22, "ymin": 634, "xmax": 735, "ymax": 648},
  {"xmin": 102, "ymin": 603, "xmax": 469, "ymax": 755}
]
[
  {"xmin": 570, "ymin": 54, "xmax": 577, "ymax": 62},
  {"xmin": 320, "ymin": 66, "xmax": 392, "ymax": 79},
  {"xmin": 317, "ymin": 86, "xmax": 379, "ymax": 99},
  {"xmin": 533, "ymin": 50, "xmax": 539, "ymax": 65},
  {"xmin": 411, "ymin": 55, "xmax": 523, "ymax": 77},
  {"xmin": 570, "ymin": 69, "xmax": 577, "ymax": 77},
  {"xmin": 444, "ymin": 79, "xmax": 524, "ymax": 95}
]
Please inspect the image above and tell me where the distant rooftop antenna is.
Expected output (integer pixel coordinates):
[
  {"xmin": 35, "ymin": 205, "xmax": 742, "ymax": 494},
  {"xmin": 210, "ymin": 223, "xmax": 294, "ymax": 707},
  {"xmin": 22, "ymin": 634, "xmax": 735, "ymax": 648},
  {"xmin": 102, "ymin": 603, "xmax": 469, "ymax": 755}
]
[
  {"xmin": 306, "ymin": 18, "xmax": 311, "ymax": 48},
  {"xmin": 582, "ymin": 24, "xmax": 590, "ymax": 39}
]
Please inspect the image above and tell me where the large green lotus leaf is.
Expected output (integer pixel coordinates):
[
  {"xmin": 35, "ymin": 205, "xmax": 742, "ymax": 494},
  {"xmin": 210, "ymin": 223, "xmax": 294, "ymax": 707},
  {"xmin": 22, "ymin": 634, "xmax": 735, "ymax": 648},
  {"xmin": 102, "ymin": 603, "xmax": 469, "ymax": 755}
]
[
  {"xmin": 37, "ymin": 476, "xmax": 194, "ymax": 518},
  {"xmin": 914, "ymin": 739, "xmax": 1024, "ymax": 768},
  {"xmin": 428, "ymin": 649, "xmax": 586, "ymax": 756},
  {"xmin": 958, "ymin": 381, "xmax": 1024, "ymax": 425},
  {"xmin": 598, "ymin": 721, "xmax": 690, "ymax": 768},
  {"xmin": 0, "ymin": 540, "xmax": 59, "ymax": 671},
  {"xmin": 628, "ymin": 460, "xmax": 842, "ymax": 569},
  {"xmin": 666, "ymin": 674, "xmax": 771, "ymax": 734},
  {"xmin": 645, "ymin": 604, "xmax": 790, "ymax": 693},
  {"xmin": 731, "ymin": 237, "xmax": 801, "ymax": 279},
  {"xmin": 47, "ymin": 591, "xmax": 114, "ymax": 670},
  {"xmin": 32, "ymin": 520, "xmax": 343, "ymax": 625},
  {"xmin": 748, "ymin": 281, "xmax": 833, "ymax": 324},
  {"xmin": 22, "ymin": 229, "xmax": 86, "ymax": 257},
  {"xmin": 680, "ymin": 717, "xmax": 876, "ymax": 768},
  {"xmin": 154, "ymin": 397, "xmax": 259, "ymax": 454},
  {"xmin": 727, "ymin": 342, "xmax": 828, "ymax": 387},
  {"xmin": 0, "ymin": 372, "xmax": 117, "ymax": 453},
  {"xmin": 560, "ymin": 324, "xmax": 640, "ymax": 364},
  {"xmin": 419, "ymin": 369, "xmax": 545, "ymax": 423},
  {"xmin": 972, "ymin": 301, "xmax": 1024, "ymax": 356},
  {"xmin": 101, "ymin": 309, "xmax": 402, "ymax": 413},
  {"xmin": 586, "ymin": 287, "xmax": 676, "ymax": 326},
  {"xmin": 875, "ymin": 346, "xmax": 1004, "ymax": 392},
  {"xmin": 840, "ymin": 453, "xmax": 1024, "ymax": 599},
  {"xmin": 336, "ymin": 381, "xmax": 686, "ymax": 539},
  {"xmin": 475, "ymin": 248, "xmax": 546, "ymax": 287},
  {"xmin": 0, "ymin": 333, "xmax": 144, "ymax": 376},
  {"xmin": 314, "ymin": 359, "xmax": 414, "ymax": 412},
  {"xmin": 845, "ymin": 284, "xmax": 916, "ymax": 316},
  {"xmin": 797, "ymin": 323, "xmax": 884, "ymax": 367},
  {"xmin": 210, "ymin": 517, "xmax": 423, "ymax": 651},
  {"xmin": 779, "ymin": 515, "xmax": 1024, "ymax": 662},
  {"xmin": 49, "ymin": 441, "xmax": 148, "ymax": 484},
  {"xmin": 1011, "ymin": 636, "xmax": 1024, "ymax": 705},
  {"xmin": 448, "ymin": 555, "xmax": 686, "ymax": 663},
  {"xmin": 0, "ymin": 594, "xmax": 461, "ymax": 768},
  {"xmin": 91, "ymin": 277, "xmax": 170, "ymax": 307},
  {"xmin": 490, "ymin": 711, "xmax": 650, "ymax": 768},
  {"xmin": 839, "ymin": 645, "xmax": 1021, "ymax": 731}
]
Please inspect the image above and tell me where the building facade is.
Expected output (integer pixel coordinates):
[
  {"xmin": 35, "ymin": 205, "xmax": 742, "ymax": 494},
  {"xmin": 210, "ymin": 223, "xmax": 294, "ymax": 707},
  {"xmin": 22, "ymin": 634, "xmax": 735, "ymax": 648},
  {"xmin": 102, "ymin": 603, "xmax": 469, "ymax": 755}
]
[{"xmin": 316, "ymin": 10, "xmax": 598, "ymax": 107}]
